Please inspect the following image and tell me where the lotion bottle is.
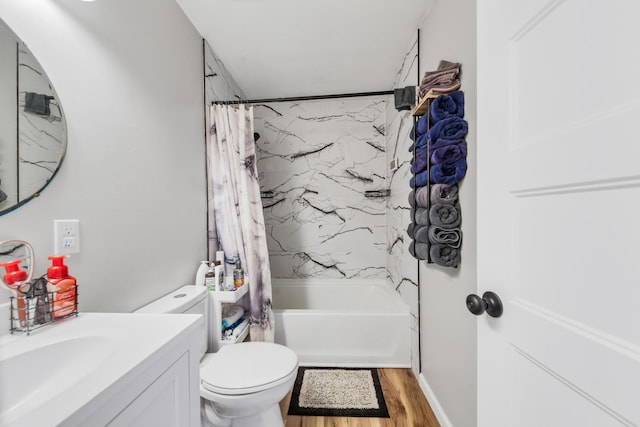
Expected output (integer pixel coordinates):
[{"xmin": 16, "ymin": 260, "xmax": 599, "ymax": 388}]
[
  {"xmin": 195, "ymin": 261, "xmax": 209, "ymax": 287},
  {"xmin": 47, "ymin": 255, "xmax": 77, "ymax": 319}
]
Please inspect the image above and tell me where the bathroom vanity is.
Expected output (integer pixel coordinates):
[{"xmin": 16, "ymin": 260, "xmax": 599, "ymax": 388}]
[{"xmin": 0, "ymin": 310, "xmax": 203, "ymax": 427}]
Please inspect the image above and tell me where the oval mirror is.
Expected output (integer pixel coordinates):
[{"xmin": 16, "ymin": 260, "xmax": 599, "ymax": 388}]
[{"xmin": 0, "ymin": 18, "xmax": 67, "ymax": 216}]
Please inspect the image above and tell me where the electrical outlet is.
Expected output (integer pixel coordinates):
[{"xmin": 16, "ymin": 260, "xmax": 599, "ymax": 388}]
[{"xmin": 54, "ymin": 219, "xmax": 80, "ymax": 255}]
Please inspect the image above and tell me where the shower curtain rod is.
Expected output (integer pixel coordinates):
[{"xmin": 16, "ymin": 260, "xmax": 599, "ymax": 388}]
[{"xmin": 212, "ymin": 90, "xmax": 394, "ymax": 105}]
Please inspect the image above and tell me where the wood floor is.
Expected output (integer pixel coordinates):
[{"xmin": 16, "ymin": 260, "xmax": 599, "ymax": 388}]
[{"xmin": 279, "ymin": 368, "xmax": 440, "ymax": 427}]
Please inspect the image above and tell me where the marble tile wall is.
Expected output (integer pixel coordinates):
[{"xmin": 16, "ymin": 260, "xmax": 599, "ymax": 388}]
[
  {"xmin": 385, "ymin": 33, "xmax": 420, "ymax": 375},
  {"xmin": 254, "ymin": 98, "xmax": 388, "ymax": 279}
]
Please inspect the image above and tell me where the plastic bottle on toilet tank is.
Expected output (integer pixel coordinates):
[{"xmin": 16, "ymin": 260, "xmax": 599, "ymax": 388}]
[{"xmin": 47, "ymin": 255, "xmax": 77, "ymax": 319}]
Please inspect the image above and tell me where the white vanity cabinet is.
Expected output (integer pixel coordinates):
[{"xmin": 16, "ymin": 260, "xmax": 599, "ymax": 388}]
[
  {"xmin": 208, "ymin": 283, "xmax": 249, "ymax": 351},
  {"xmin": 106, "ymin": 352, "xmax": 191, "ymax": 426}
]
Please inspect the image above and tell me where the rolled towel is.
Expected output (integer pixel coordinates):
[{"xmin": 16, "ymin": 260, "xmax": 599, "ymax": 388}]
[
  {"xmin": 221, "ymin": 304, "xmax": 244, "ymax": 329},
  {"xmin": 415, "ymin": 186, "xmax": 430, "ymax": 208},
  {"xmin": 430, "ymin": 137, "xmax": 466, "ymax": 152},
  {"xmin": 408, "ymin": 241, "xmax": 429, "ymax": 260},
  {"xmin": 430, "ymin": 244, "xmax": 461, "ymax": 268},
  {"xmin": 428, "ymin": 117, "xmax": 468, "ymax": 143},
  {"xmin": 416, "ymin": 114, "xmax": 430, "ymax": 136},
  {"xmin": 408, "ymin": 188, "xmax": 429, "ymax": 208},
  {"xmin": 414, "ymin": 208, "xmax": 430, "ymax": 226},
  {"xmin": 428, "ymin": 225, "xmax": 462, "ymax": 248},
  {"xmin": 430, "ymin": 159, "xmax": 467, "ymax": 185},
  {"xmin": 431, "ymin": 140, "xmax": 467, "ymax": 164},
  {"xmin": 407, "ymin": 222, "xmax": 416, "ymax": 238},
  {"xmin": 412, "ymin": 225, "xmax": 429, "ymax": 242},
  {"xmin": 410, "ymin": 146, "xmax": 428, "ymax": 174},
  {"xmin": 430, "ymin": 184, "xmax": 459, "ymax": 205},
  {"xmin": 414, "ymin": 225, "xmax": 429, "ymax": 243},
  {"xmin": 408, "ymin": 133, "xmax": 428, "ymax": 152},
  {"xmin": 429, "ymin": 203, "xmax": 461, "ymax": 228},
  {"xmin": 430, "ymin": 91, "xmax": 465, "ymax": 123},
  {"xmin": 409, "ymin": 170, "xmax": 428, "ymax": 188}
]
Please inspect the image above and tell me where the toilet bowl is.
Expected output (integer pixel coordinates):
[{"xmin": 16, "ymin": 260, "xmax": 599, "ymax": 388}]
[{"xmin": 135, "ymin": 286, "xmax": 298, "ymax": 427}]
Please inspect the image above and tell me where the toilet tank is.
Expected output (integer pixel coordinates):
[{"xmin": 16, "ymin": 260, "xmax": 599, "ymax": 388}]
[{"xmin": 135, "ymin": 285, "xmax": 208, "ymax": 357}]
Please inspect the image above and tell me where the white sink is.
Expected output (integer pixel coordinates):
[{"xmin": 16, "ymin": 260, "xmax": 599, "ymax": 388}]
[
  {"xmin": 0, "ymin": 311, "xmax": 202, "ymax": 427},
  {"xmin": 0, "ymin": 335, "xmax": 115, "ymax": 424}
]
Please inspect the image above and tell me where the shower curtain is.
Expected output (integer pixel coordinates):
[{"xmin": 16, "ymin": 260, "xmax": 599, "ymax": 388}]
[{"xmin": 206, "ymin": 104, "xmax": 274, "ymax": 342}]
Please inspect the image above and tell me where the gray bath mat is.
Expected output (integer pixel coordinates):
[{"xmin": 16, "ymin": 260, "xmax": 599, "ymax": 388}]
[{"xmin": 287, "ymin": 367, "xmax": 390, "ymax": 418}]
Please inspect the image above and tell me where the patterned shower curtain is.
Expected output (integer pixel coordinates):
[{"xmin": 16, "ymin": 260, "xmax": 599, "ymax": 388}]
[{"xmin": 206, "ymin": 104, "xmax": 274, "ymax": 342}]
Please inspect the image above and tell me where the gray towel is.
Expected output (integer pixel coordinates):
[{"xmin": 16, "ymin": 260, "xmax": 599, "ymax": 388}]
[
  {"xmin": 429, "ymin": 203, "xmax": 461, "ymax": 228},
  {"xmin": 409, "ymin": 187, "xmax": 430, "ymax": 209},
  {"xmin": 407, "ymin": 222, "xmax": 416, "ymax": 238},
  {"xmin": 24, "ymin": 92, "xmax": 52, "ymax": 116},
  {"xmin": 414, "ymin": 225, "xmax": 430, "ymax": 243},
  {"xmin": 414, "ymin": 208, "xmax": 430, "ymax": 226},
  {"xmin": 394, "ymin": 86, "xmax": 416, "ymax": 111},
  {"xmin": 428, "ymin": 225, "xmax": 462, "ymax": 248},
  {"xmin": 409, "ymin": 241, "xmax": 429, "ymax": 260},
  {"xmin": 430, "ymin": 184, "xmax": 458, "ymax": 205},
  {"xmin": 430, "ymin": 244, "xmax": 460, "ymax": 267}
]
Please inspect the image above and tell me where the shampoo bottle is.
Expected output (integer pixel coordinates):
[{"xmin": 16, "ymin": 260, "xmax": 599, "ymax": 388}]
[{"xmin": 47, "ymin": 255, "xmax": 77, "ymax": 319}]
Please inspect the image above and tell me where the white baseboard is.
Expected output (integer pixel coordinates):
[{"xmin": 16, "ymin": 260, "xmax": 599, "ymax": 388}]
[{"xmin": 418, "ymin": 372, "xmax": 454, "ymax": 427}]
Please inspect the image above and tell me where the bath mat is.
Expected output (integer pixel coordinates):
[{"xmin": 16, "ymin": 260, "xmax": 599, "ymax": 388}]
[{"xmin": 287, "ymin": 367, "xmax": 389, "ymax": 418}]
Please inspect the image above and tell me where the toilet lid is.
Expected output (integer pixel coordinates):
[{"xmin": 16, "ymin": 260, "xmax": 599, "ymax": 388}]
[{"xmin": 201, "ymin": 342, "xmax": 298, "ymax": 395}]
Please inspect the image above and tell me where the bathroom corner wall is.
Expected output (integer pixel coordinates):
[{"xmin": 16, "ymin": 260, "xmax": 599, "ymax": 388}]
[
  {"xmin": 203, "ymin": 41, "xmax": 245, "ymax": 107},
  {"xmin": 0, "ymin": 0, "xmax": 207, "ymax": 312},
  {"xmin": 385, "ymin": 34, "xmax": 420, "ymax": 375},
  {"xmin": 254, "ymin": 99, "xmax": 388, "ymax": 279}
]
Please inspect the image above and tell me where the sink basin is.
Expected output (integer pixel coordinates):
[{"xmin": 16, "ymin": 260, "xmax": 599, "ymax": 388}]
[
  {"xmin": 0, "ymin": 335, "xmax": 114, "ymax": 424},
  {"xmin": 0, "ymin": 310, "xmax": 202, "ymax": 427}
]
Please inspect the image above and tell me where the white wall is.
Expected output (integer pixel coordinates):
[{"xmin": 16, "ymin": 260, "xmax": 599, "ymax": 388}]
[
  {"xmin": 418, "ymin": 1, "xmax": 478, "ymax": 426},
  {"xmin": 0, "ymin": 26, "xmax": 17, "ymax": 208},
  {"xmin": 0, "ymin": 0, "xmax": 207, "ymax": 312}
]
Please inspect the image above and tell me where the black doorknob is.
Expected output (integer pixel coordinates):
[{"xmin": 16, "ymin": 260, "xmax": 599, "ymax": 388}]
[{"xmin": 466, "ymin": 291, "xmax": 503, "ymax": 318}]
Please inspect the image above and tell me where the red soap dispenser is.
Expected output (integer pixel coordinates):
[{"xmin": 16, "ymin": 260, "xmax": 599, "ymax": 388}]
[
  {"xmin": 0, "ymin": 260, "xmax": 28, "ymax": 325},
  {"xmin": 47, "ymin": 255, "xmax": 77, "ymax": 319}
]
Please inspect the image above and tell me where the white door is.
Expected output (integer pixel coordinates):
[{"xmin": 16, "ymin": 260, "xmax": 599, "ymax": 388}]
[{"xmin": 477, "ymin": 1, "xmax": 640, "ymax": 426}]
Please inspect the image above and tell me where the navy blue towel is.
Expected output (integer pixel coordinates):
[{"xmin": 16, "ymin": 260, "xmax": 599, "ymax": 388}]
[
  {"xmin": 431, "ymin": 140, "xmax": 467, "ymax": 165},
  {"xmin": 428, "ymin": 117, "xmax": 468, "ymax": 144},
  {"xmin": 430, "ymin": 159, "xmax": 467, "ymax": 184},
  {"xmin": 430, "ymin": 91, "xmax": 465, "ymax": 123}
]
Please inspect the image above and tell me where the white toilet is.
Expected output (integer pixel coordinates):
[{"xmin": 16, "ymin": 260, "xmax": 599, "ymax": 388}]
[{"xmin": 135, "ymin": 285, "xmax": 298, "ymax": 427}]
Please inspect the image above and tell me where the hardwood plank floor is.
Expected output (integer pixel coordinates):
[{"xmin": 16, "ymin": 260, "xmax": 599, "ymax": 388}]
[{"xmin": 279, "ymin": 368, "xmax": 440, "ymax": 427}]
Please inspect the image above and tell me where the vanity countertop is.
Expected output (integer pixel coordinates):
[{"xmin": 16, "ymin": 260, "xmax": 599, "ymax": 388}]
[{"xmin": 0, "ymin": 311, "xmax": 203, "ymax": 427}]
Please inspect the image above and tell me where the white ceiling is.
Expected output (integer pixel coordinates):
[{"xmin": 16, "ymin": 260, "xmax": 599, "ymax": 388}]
[{"xmin": 176, "ymin": 0, "xmax": 432, "ymax": 99}]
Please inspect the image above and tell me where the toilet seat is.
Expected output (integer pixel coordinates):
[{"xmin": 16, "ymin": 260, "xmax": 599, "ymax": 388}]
[{"xmin": 200, "ymin": 342, "xmax": 298, "ymax": 396}]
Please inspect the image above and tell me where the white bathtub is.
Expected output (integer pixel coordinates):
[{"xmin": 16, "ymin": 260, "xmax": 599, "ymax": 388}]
[{"xmin": 272, "ymin": 279, "xmax": 411, "ymax": 367}]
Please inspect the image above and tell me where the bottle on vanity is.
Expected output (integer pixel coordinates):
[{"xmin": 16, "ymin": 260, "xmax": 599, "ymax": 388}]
[
  {"xmin": 205, "ymin": 264, "xmax": 216, "ymax": 292},
  {"xmin": 47, "ymin": 255, "xmax": 77, "ymax": 319},
  {"xmin": 233, "ymin": 261, "xmax": 244, "ymax": 289},
  {"xmin": 195, "ymin": 261, "xmax": 210, "ymax": 287},
  {"xmin": 213, "ymin": 260, "xmax": 225, "ymax": 291}
]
